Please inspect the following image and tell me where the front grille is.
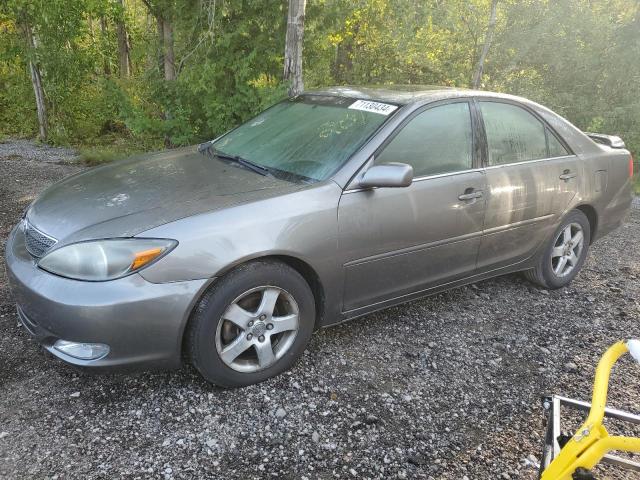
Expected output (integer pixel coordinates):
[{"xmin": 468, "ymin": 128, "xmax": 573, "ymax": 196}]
[{"xmin": 23, "ymin": 220, "xmax": 57, "ymax": 258}]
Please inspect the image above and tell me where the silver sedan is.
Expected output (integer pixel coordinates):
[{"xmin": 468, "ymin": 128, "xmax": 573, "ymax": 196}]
[{"xmin": 5, "ymin": 86, "xmax": 634, "ymax": 386}]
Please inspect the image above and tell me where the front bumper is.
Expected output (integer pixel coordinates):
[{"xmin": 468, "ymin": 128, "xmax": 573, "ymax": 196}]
[{"xmin": 4, "ymin": 223, "xmax": 209, "ymax": 369}]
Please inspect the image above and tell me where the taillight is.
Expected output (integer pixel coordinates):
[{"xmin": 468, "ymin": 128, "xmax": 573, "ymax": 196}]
[{"xmin": 631, "ymin": 155, "xmax": 635, "ymax": 178}]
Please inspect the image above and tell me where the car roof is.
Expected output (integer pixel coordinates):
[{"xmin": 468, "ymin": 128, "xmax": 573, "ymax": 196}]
[{"xmin": 305, "ymin": 85, "xmax": 526, "ymax": 106}]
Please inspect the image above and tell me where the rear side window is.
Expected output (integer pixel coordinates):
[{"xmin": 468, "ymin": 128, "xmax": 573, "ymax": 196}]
[
  {"xmin": 375, "ymin": 102, "xmax": 473, "ymax": 177},
  {"xmin": 480, "ymin": 102, "xmax": 547, "ymax": 165}
]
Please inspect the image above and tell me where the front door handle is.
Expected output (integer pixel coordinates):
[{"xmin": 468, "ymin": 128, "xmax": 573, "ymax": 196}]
[
  {"xmin": 458, "ymin": 190, "xmax": 484, "ymax": 201},
  {"xmin": 559, "ymin": 170, "xmax": 577, "ymax": 181}
]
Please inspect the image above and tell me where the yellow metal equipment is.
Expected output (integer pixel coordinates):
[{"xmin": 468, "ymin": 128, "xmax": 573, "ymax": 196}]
[{"xmin": 540, "ymin": 339, "xmax": 640, "ymax": 479}]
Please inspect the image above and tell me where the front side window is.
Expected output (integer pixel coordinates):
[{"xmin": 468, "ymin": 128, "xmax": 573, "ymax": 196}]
[
  {"xmin": 480, "ymin": 102, "xmax": 548, "ymax": 165},
  {"xmin": 212, "ymin": 96, "xmax": 395, "ymax": 182},
  {"xmin": 375, "ymin": 102, "xmax": 473, "ymax": 177}
]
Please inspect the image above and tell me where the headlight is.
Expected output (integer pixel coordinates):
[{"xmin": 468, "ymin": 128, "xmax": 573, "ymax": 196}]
[{"xmin": 38, "ymin": 238, "xmax": 177, "ymax": 281}]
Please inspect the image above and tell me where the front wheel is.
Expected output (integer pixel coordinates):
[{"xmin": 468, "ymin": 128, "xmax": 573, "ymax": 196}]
[
  {"xmin": 524, "ymin": 209, "xmax": 590, "ymax": 289},
  {"xmin": 186, "ymin": 260, "xmax": 315, "ymax": 387}
]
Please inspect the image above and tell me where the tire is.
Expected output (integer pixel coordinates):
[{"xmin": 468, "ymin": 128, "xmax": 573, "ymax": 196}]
[
  {"xmin": 186, "ymin": 259, "xmax": 315, "ymax": 387},
  {"xmin": 524, "ymin": 209, "xmax": 590, "ymax": 289}
]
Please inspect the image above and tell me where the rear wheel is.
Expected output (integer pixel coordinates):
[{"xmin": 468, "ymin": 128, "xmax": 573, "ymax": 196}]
[
  {"xmin": 524, "ymin": 209, "xmax": 590, "ymax": 289},
  {"xmin": 187, "ymin": 260, "xmax": 315, "ymax": 387}
]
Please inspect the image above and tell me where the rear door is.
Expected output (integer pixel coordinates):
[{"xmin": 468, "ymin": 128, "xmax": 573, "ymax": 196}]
[
  {"xmin": 475, "ymin": 99, "xmax": 578, "ymax": 272},
  {"xmin": 337, "ymin": 100, "xmax": 487, "ymax": 312}
]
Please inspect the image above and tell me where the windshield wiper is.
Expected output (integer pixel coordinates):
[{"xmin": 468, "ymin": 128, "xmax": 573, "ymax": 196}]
[{"xmin": 199, "ymin": 142, "xmax": 271, "ymax": 177}]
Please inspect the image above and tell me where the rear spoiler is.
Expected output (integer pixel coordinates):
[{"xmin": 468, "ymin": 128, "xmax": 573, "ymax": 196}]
[{"xmin": 584, "ymin": 132, "xmax": 626, "ymax": 149}]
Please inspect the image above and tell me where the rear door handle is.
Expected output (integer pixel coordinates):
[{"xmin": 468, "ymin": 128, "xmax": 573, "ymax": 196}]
[
  {"xmin": 458, "ymin": 190, "xmax": 483, "ymax": 201},
  {"xmin": 559, "ymin": 170, "xmax": 577, "ymax": 181}
]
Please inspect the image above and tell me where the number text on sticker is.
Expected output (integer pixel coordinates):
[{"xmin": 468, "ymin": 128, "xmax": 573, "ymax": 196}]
[{"xmin": 348, "ymin": 100, "xmax": 398, "ymax": 116}]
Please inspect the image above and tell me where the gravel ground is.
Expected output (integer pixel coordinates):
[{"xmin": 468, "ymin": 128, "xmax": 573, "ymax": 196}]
[
  {"xmin": 0, "ymin": 139, "xmax": 79, "ymax": 164},
  {"xmin": 1, "ymin": 140, "xmax": 639, "ymax": 479}
]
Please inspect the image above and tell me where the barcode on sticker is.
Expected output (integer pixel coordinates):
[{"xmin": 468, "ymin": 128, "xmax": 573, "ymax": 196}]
[{"xmin": 348, "ymin": 100, "xmax": 398, "ymax": 115}]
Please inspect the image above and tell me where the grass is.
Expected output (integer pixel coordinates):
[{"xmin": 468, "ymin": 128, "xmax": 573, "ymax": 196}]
[
  {"xmin": 634, "ymin": 173, "xmax": 640, "ymax": 195},
  {"xmin": 78, "ymin": 146, "xmax": 137, "ymax": 166},
  {"xmin": 77, "ymin": 133, "xmax": 161, "ymax": 166}
]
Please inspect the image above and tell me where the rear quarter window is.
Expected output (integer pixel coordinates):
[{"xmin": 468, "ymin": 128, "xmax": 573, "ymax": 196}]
[{"xmin": 547, "ymin": 129, "xmax": 570, "ymax": 157}]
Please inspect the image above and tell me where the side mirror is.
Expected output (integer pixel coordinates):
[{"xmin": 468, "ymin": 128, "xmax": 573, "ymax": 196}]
[{"xmin": 358, "ymin": 162, "xmax": 414, "ymax": 189}]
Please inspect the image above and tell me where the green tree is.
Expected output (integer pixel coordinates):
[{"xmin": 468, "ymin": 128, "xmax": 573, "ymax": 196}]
[{"xmin": 0, "ymin": 0, "xmax": 637, "ymax": 160}]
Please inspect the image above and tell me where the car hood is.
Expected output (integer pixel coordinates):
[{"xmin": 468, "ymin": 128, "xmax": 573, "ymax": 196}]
[{"xmin": 27, "ymin": 146, "xmax": 303, "ymax": 243}]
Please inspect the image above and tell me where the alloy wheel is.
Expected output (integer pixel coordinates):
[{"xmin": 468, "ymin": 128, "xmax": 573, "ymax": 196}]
[
  {"xmin": 551, "ymin": 222, "xmax": 584, "ymax": 278},
  {"xmin": 215, "ymin": 286, "xmax": 299, "ymax": 373}
]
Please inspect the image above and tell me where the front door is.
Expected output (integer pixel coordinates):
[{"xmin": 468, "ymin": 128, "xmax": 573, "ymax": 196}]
[
  {"xmin": 475, "ymin": 100, "xmax": 579, "ymax": 272},
  {"xmin": 337, "ymin": 100, "xmax": 487, "ymax": 312}
]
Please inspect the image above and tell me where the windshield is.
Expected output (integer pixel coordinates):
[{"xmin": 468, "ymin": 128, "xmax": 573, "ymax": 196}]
[{"xmin": 211, "ymin": 95, "xmax": 397, "ymax": 182}]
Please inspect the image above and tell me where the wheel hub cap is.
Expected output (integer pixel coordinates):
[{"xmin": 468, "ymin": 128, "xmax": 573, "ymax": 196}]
[
  {"xmin": 251, "ymin": 321, "xmax": 267, "ymax": 337},
  {"xmin": 215, "ymin": 286, "xmax": 300, "ymax": 373}
]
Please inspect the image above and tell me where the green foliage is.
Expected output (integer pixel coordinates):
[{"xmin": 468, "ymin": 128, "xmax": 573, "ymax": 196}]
[
  {"xmin": 0, "ymin": 59, "xmax": 36, "ymax": 138},
  {"xmin": 0, "ymin": 0, "xmax": 638, "ymax": 163},
  {"xmin": 305, "ymin": 0, "xmax": 486, "ymax": 87},
  {"xmin": 92, "ymin": 0, "xmax": 288, "ymax": 146},
  {"xmin": 486, "ymin": 0, "xmax": 640, "ymax": 158},
  {"xmin": 79, "ymin": 144, "xmax": 145, "ymax": 165}
]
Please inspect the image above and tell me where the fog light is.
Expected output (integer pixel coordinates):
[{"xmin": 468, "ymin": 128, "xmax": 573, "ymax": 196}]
[{"xmin": 53, "ymin": 340, "xmax": 110, "ymax": 360}]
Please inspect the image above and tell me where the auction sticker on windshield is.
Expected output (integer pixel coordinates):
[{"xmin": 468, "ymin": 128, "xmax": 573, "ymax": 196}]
[{"xmin": 348, "ymin": 100, "xmax": 398, "ymax": 115}]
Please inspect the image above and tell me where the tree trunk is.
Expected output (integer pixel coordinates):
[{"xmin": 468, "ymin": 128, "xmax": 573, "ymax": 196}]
[
  {"xmin": 142, "ymin": 0, "xmax": 174, "ymax": 146},
  {"xmin": 155, "ymin": 14, "xmax": 175, "ymax": 81},
  {"xmin": 156, "ymin": 15, "xmax": 165, "ymax": 76},
  {"xmin": 283, "ymin": 0, "xmax": 306, "ymax": 97},
  {"xmin": 99, "ymin": 16, "xmax": 112, "ymax": 76},
  {"xmin": 116, "ymin": 0, "xmax": 131, "ymax": 78},
  {"xmin": 471, "ymin": 0, "xmax": 499, "ymax": 89},
  {"xmin": 162, "ymin": 18, "xmax": 176, "ymax": 81},
  {"xmin": 23, "ymin": 23, "xmax": 48, "ymax": 141},
  {"xmin": 156, "ymin": 13, "xmax": 176, "ymax": 147}
]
